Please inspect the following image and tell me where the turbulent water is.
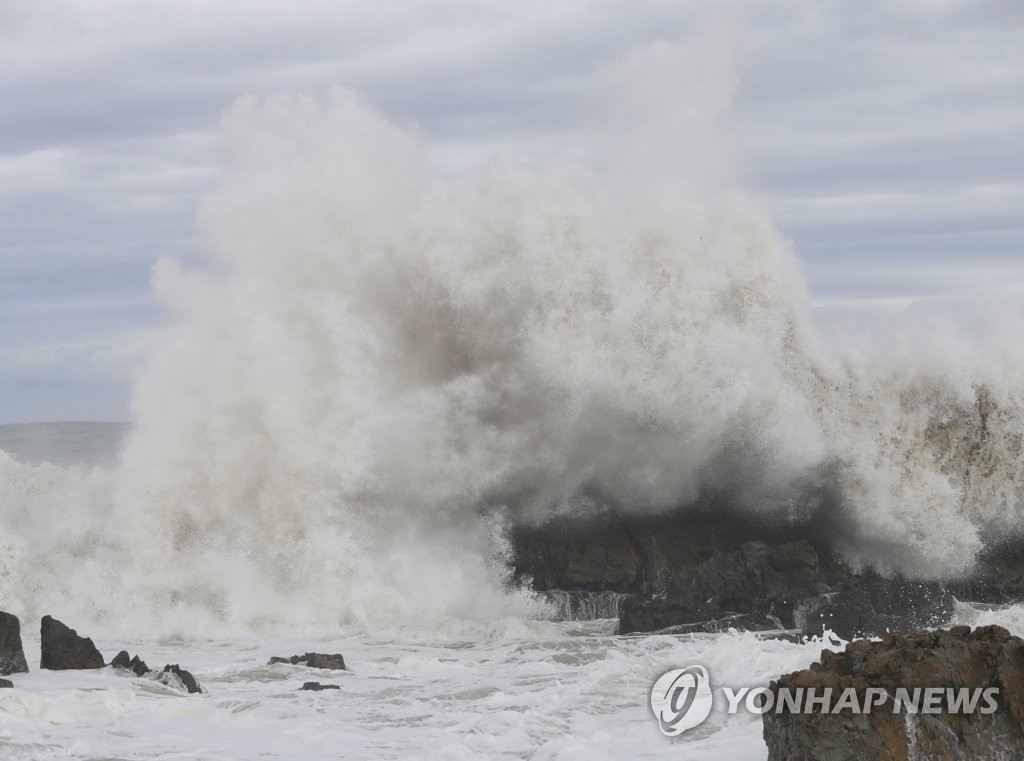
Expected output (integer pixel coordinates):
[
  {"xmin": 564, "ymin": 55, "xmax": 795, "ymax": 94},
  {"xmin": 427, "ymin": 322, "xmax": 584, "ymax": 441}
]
[
  {"xmin": 3, "ymin": 38, "xmax": 1024, "ymax": 634},
  {"xmin": 1, "ymin": 30, "xmax": 1024, "ymax": 759}
]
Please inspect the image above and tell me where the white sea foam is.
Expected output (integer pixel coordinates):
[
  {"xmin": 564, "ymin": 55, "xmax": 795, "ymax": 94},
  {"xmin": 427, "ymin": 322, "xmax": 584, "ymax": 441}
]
[{"xmin": 1, "ymin": 28, "xmax": 1023, "ymax": 638}]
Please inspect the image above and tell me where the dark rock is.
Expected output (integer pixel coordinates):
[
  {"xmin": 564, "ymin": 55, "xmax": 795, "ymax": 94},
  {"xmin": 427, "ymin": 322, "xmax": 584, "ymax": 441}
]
[
  {"xmin": 0, "ymin": 677, "xmax": 12, "ymax": 688},
  {"xmin": 511, "ymin": 501, "xmax": 1024, "ymax": 639},
  {"xmin": 511, "ymin": 502, "xmax": 834, "ymax": 596},
  {"xmin": 268, "ymin": 652, "xmax": 346, "ymax": 670},
  {"xmin": 158, "ymin": 664, "xmax": 202, "ymax": 694},
  {"xmin": 618, "ymin": 540, "xmax": 826, "ymax": 634},
  {"xmin": 39, "ymin": 615, "xmax": 104, "ymax": 670},
  {"xmin": 299, "ymin": 681, "xmax": 341, "ymax": 691},
  {"xmin": 799, "ymin": 575, "xmax": 954, "ymax": 640},
  {"xmin": 763, "ymin": 625, "xmax": 1024, "ymax": 761},
  {"xmin": 511, "ymin": 511, "xmax": 644, "ymax": 591},
  {"xmin": 619, "ymin": 596, "xmax": 717, "ymax": 635},
  {"xmin": 647, "ymin": 612, "xmax": 782, "ymax": 635},
  {"xmin": 111, "ymin": 650, "xmax": 150, "ymax": 677},
  {"xmin": 0, "ymin": 611, "xmax": 28, "ymax": 675}
]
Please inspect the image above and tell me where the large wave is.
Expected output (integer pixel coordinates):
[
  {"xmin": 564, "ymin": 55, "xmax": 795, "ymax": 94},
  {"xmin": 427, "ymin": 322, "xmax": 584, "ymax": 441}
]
[{"xmin": 2, "ymin": 30, "xmax": 1023, "ymax": 637}]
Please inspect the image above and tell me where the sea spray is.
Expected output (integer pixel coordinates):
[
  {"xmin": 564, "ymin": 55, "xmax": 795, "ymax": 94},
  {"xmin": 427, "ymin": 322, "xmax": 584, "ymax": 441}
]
[{"xmin": 1, "ymin": 31, "xmax": 1023, "ymax": 637}]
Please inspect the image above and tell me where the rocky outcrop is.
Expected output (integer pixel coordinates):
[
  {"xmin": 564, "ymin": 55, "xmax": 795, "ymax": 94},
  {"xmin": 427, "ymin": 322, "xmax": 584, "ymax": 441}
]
[
  {"xmin": 110, "ymin": 650, "xmax": 201, "ymax": 694},
  {"xmin": 269, "ymin": 652, "xmax": 346, "ymax": 670},
  {"xmin": 111, "ymin": 650, "xmax": 150, "ymax": 677},
  {"xmin": 158, "ymin": 664, "xmax": 202, "ymax": 694},
  {"xmin": 300, "ymin": 681, "xmax": 341, "ymax": 691},
  {"xmin": 0, "ymin": 611, "xmax": 28, "ymax": 675},
  {"xmin": 799, "ymin": 576, "xmax": 955, "ymax": 640},
  {"xmin": 39, "ymin": 615, "xmax": 104, "ymax": 670},
  {"xmin": 0, "ymin": 677, "xmax": 12, "ymax": 688},
  {"xmin": 763, "ymin": 625, "xmax": 1024, "ymax": 761},
  {"xmin": 510, "ymin": 505, "xmax": 992, "ymax": 637},
  {"xmin": 620, "ymin": 539, "xmax": 826, "ymax": 634}
]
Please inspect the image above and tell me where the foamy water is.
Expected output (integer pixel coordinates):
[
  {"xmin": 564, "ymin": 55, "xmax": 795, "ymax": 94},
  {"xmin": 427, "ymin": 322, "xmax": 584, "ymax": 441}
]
[
  {"xmin": 3, "ymin": 608, "xmax": 1024, "ymax": 761},
  {"xmin": 0, "ymin": 622, "xmax": 857, "ymax": 761}
]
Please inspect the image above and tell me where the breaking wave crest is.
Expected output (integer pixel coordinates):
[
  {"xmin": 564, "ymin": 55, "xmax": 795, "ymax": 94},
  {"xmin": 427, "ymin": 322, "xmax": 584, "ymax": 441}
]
[{"xmin": 2, "ymin": 30, "xmax": 1023, "ymax": 637}]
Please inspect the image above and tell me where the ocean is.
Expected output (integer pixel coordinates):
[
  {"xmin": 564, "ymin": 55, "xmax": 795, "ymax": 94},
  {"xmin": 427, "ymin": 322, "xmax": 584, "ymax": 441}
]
[
  {"xmin": 2, "ymin": 423, "xmax": 1024, "ymax": 760},
  {"xmin": 3, "ymin": 40, "xmax": 1024, "ymax": 759}
]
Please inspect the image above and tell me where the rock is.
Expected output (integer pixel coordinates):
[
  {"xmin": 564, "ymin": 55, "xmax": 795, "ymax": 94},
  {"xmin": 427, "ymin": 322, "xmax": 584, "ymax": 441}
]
[
  {"xmin": 0, "ymin": 611, "xmax": 28, "ymax": 675},
  {"xmin": 799, "ymin": 575, "xmax": 954, "ymax": 640},
  {"xmin": 39, "ymin": 615, "xmax": 104, "ymax": 670},
  {"xmin": 299, "ymin": 681, "xmax": 341, "ymax": 691},
  {"xmin": 111, "ymin": 650, "xmax": 150, "ymax": 677},
  {"xmin": 763, "ymin": 625, "xmax": 1024, "ymax": 761},
  {"xmin": 158, "ymin": 664, "xmax": 203, "ymax": 694},
  {"xmin": 268, "ymin": 652, "xmax": 346, "ymax": 670},
  {"xmin": 0, "ymin": 677, "xmax": 13, "ymax": 688},
  {"xmin": 511, "ymin": 502, "xmax": 1024, "ymax": 637},
  {"xmin": 618, "ymin": 540, "xmax": 826, "ymax": 634},
  {"xmin": 511, "ymin": 511, "xmax": 645, "ymax": 591}
]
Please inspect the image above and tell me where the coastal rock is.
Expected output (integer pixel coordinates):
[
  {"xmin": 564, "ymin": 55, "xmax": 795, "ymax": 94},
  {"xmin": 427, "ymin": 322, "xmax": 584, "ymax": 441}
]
[
  {"xmin": 0, "ymin": 677, "xmax": 12, "ymax": 688},
  {"xmin": 799, "ymin": 576, "xmax": 954, "ymax": 640},
  {"xmin": 269, "ymin": 652, "xmax": 346, "ymax": 670},
  {"xmin": 511, "ymin": 503, "xmax": 1024, "ymax": 636},
  {"xmin": 0, "ymin": 611, "xmax": 29, "ymax": 675},
  {"xmin": 300, "ymin": 681, "xmax": 341, "ymax": 690},
  {"xmin": 158, "ymin": 664, "xmax": 202, "ymax": 694},
  {"xmin": 111, "ymin": 650, "xmax": 150, "ymax": 677},
  {"xmin": 763, "ymin": 625, "xmax": 1024, "ymax": 761},
  {"xmin": 512, "ymin": 512, "xmax": 644, "ymax": 591},
  {"xmin": 39, "ymin": 615, "xmax": 104, "ymax": 670},
  {"xmin": 618, "ymin": 540, "xmax": 825, "ymax": 634}
]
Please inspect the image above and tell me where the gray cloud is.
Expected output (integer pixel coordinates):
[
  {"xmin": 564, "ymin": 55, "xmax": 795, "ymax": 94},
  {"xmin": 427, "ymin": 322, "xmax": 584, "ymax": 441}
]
[{"xmin": 1, "ymin": 0, "xmax": 1021, "ymax": 420}]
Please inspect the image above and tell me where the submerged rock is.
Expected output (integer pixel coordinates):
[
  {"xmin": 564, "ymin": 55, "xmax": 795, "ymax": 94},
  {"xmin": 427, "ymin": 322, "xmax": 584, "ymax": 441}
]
[
  {"xmin": 39, "ymin": 615, "xmax": 104, "ymax": 670},
  {"xmin": 0, "ymin": 611, "xmax": 29, "ymax": 675},
  {"xmin": 300, "ymin": 681, "xmax": 341, "ymax": 691},
  {"xmin": 763, "ymin": 625, "xmax": 1024, "ymax": 761},
  {"xmin": 0, "ymin": 677, "xmax": 13, "ymax": 688},
  {"xmin": 269, "ymin": 652, "xmax": 346, "ymax": 670},
  {"xmin": 158, "ymin": 664, "xmax": 203, "ymax": 694},
  {"xmin": 111, "ymin": 650, "xmax": 151, "ymax": 677}
]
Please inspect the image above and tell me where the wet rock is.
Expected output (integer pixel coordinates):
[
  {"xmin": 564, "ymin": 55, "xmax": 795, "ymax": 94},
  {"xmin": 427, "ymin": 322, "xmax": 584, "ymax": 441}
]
[
  {"xmin": 0, "ymin": 611, "xmax": 28, "ymax": 675},
  {"xmin": 300, "ymin": 681, "xmax": 341, "ymax": 691},
  {"xmin": 618, "ymin": 540, "xmax": 825, "ymax": 634},
  {"xmin": 511, "ymin": 511, "xmax": 645, "ymax": 591},
  {"xmin": 269, "ymin": 652, "xmax": 346, "ymax": 670},
  {"xmin": 799, "ymin": 575, "xmax": 954, "ymax": 640},
  {"xmin": 645, "ymin": 612, "xmax": 781, "ymax": 636},
  {"xmin": 0, "ymin": 677, "xmax": 13, "ymax": 688},
  {"xmin": 544, "ymin": 590, "xmax": 633, "ymax": 621},
  {"xmin": 39, "ymin": 615, "xmax": 104, "ymax": 670},
  {"xmin": 763, "ymin": 625, "xmax": 1024, "ymax": 761},
  {"xmin": 158, "ymin": 664, "xmax": 203, "ymax": 694},
  {"xmin": 111, "ymin": 650, "xmax": 150, "ymax": 677}
]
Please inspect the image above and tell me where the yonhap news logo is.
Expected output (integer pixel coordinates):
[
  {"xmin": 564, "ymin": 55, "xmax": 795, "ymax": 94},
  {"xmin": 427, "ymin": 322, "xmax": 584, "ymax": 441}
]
[
  {"xmin": 650, "ymin": 665, "xmax": 1000, "ymax": 736},
  {"xmin": 649, "ymin": 666, "xmax": 714, "ymax": 736}
]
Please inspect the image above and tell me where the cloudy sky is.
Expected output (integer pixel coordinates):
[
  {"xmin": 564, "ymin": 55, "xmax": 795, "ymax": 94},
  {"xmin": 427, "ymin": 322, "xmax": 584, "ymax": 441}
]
[{"xmin": 1, "ymin": 0, "xmax": 1021, "ymax": 422}]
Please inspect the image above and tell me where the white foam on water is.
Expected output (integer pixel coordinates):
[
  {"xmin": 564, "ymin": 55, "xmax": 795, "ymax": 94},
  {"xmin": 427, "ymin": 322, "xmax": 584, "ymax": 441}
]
[{"xmin": 0, "ymin": 624, "xmax": 840, "ymax": 761}]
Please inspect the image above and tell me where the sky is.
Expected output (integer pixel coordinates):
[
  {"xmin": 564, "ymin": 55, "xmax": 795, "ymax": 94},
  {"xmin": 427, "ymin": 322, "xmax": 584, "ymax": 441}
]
[{"xmin": 1, "ymin": 0, "xmax": 1022, "ymax": 423}]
